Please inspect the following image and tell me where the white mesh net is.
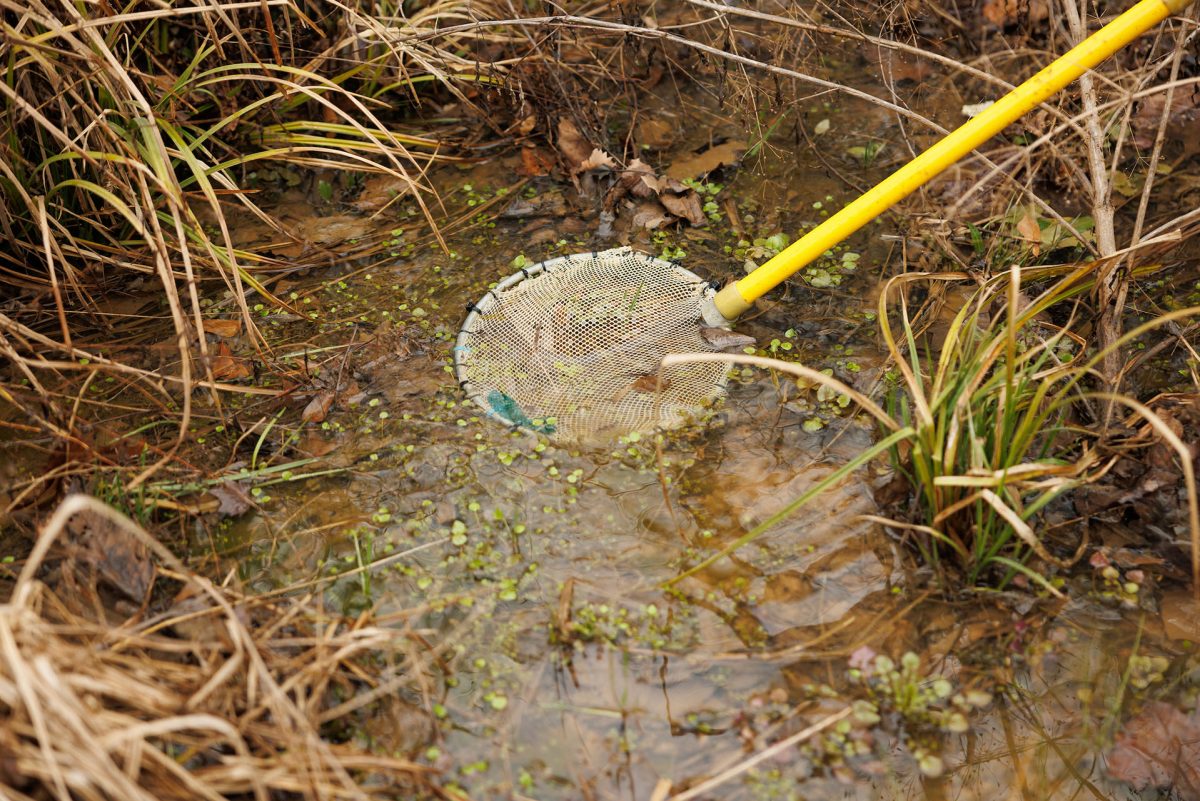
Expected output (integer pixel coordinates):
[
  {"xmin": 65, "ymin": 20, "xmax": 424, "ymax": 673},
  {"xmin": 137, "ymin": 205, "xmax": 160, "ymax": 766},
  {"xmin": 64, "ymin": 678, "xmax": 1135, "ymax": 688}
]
[{"xmin": 454, "ymin": 248, "xmax": 730, "ymax": 442}]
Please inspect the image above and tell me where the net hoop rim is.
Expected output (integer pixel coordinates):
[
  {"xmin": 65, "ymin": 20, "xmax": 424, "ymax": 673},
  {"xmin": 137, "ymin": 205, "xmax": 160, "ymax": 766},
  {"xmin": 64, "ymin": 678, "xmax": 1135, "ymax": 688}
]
[{"xmin": 453, "ymin": 247, "xmax": 715, "ymax": 434}]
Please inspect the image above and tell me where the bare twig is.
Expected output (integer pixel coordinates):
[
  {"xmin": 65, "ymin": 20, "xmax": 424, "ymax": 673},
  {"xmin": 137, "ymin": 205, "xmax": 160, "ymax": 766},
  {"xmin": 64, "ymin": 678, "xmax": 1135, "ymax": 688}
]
[{"xmin": 1061, "ymin": 0, "xmax": 1119, "ymax": 386}]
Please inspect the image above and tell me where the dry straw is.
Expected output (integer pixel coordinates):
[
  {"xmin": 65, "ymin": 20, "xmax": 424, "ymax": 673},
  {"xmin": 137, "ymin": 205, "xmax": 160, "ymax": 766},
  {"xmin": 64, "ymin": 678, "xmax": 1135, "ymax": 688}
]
[{"xmin": 0, "ymin": 495, "xmax": 439, "ymax": 800}]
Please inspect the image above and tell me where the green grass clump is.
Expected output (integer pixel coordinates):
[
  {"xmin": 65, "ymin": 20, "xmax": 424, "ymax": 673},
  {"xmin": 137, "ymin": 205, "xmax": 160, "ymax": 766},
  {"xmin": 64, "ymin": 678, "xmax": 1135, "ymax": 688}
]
[
  {"xmin": 878, "ymin": 265, "xmax": 1198, "ymax": 590},
  {"xmin": 667, "ymin": 264, "xmax": 1198, "ymax": 593},
  {"xmin": 879, "ymin": 267, "xmax": 1093, "ymax": 589}
]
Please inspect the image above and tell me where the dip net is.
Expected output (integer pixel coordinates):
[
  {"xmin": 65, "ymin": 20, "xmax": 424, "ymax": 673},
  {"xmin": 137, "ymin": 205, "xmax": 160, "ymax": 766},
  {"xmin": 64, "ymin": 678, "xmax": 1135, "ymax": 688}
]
[{"xmin": 454, "ymin": 248, "xmax": 730, "ymax": 442}]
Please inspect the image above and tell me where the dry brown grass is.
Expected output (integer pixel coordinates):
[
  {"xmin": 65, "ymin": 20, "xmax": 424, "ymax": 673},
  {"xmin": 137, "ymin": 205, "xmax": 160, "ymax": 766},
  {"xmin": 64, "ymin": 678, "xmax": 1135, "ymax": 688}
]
[
  {"xmin": 0, "ymin": 495, "xmax": 442, "ymax": 800},
  {"xmin": 0, "ymin": 0, "xmax": 531, "ymax": 496}
]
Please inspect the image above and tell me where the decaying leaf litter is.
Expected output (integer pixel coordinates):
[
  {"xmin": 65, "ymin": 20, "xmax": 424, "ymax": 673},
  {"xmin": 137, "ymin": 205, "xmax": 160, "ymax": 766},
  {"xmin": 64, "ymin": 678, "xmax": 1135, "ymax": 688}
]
[{"xmin": 2, "ymin": 0, "xmax": 1200, "ymax": 797}]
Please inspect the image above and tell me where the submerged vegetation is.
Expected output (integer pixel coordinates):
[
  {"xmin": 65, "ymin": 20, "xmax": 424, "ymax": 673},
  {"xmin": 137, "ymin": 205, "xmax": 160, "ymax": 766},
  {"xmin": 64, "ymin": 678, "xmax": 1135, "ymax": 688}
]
[{"xmin": 2, "ymin": 0, "xmax": 1199, "ymax": 797}]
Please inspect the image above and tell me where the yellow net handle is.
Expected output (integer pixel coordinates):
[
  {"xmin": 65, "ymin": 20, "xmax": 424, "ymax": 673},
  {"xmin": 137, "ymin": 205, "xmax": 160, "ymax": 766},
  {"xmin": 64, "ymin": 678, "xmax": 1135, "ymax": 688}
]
[{"xmin": 712, "ymin": 0, "xmax": 1196, "ymax": 320}]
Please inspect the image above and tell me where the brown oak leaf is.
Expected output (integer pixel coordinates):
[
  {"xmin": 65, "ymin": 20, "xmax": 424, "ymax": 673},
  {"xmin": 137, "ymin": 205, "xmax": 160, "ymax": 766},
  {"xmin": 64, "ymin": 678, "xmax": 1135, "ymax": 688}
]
[
  {"xmin": 208, "ymin": 481, "xmax": 255, "ymax": 518},
  {"xmin": 67, "ymin": 505, "xmax": 155, "ymax": 602},
  {"xmin": 210, "ymin": 342, "xmax": 252, "ymax": 380},
  {"xmin": 517, "ymin": 147, "xmax": 556, "ymax": 177},
  {"xmin": 1106, "ymin": 701, "xmax": 1200, "ymax": 800},
  {"xmin": 302, "ymin": 390, "xmax": 336, "ymax": 424},
  {"xmin": 660, "ymin": 190, "xmax": 707, "ymax": 227},
  {"xmin": 556, "ymin": 118, "xmax": 593, "ymax": 171},
  {"xmin": 202, "ymin": 318, "xmax": 241, "ymax": 338},
  {"xmin": 578, "ymin": 148, "xmax": 618, "ymax": 172}
]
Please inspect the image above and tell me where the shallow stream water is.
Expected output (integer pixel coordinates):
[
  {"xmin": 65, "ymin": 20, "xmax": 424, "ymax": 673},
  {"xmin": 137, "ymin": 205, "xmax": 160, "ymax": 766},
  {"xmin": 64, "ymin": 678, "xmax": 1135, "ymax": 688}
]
[{"xmin": 203, "ymin": 37, "xmax": 1200, "ymax": 801}]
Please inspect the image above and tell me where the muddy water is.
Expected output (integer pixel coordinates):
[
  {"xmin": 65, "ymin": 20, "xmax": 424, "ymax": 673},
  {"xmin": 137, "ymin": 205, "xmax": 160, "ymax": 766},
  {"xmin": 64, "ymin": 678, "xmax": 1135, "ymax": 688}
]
[
  {"xmin": 228, "ymin": 230, "xmax": 896, "ymax": 798},
  {"xmin": 212, "ymin": 52, "xmax": 1196, "ymax": 801}
]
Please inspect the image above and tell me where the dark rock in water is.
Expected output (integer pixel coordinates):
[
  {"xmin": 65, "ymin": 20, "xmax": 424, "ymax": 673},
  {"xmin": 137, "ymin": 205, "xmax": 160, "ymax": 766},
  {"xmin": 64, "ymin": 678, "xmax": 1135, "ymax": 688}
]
[{"xmin": 500, "ymin": 192, "xmax": 568, "ymax": 219}]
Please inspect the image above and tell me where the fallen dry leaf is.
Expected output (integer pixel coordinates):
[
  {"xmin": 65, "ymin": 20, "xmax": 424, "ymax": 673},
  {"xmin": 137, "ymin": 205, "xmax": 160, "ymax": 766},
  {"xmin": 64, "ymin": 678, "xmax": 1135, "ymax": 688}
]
[
  {"xmin": 630, "ymin": 202, "xmax": 671, "ymax": 231},
  {"xmin": 336, "ymin": 380, "xmax": 361, "ymax": 404},
  {"xmin": 527, "ymin": 227, "xmax": 558, "ymax": 246},
  {"xmin": 517, "ymin": 147, "xmax": 556, "ymax": 177},
  {"xmin": 208, "ymin": 481, "xmax": 255, "ymax": 518},
  {"xmin": 635, "ymin": 116, "xmax": 676, "ymax": 149},
  {"xmin": 235, "ymin": 208, "xmax": 378, "ymax": 260},
  {"xmin": 578, "ymin": 148, "xmax": 618, "ymax": 172},
  {"xmin": 631, "ymin": 373, "xmax": 671, "ymax": 393},
  {"xmin": 298, "ymin": 215, "xmax": 374, "ymax": 244},
  {"xmin": 1015, "ymin": 211, "xmax": 1042, "ymax": 255},
  {"xmin": 619, "ymin": 158, "xmax": 661, "ymax": 197},
  {"xmin": 982, "ymin": 0, "xmax": 1049, "ymax": 27},
  {"xmin": 351, "ymin": 174, "xmax": 412, "ymax": 211},
  {"xmin": 659, "ymin": 190, "xmax": 707, "ymax": 227},
  {"xmin": 1161, "ymin": 591, "xmax": 1200, "ymax": 641},
  {"xmin": 699, "ymin": 325, "xmax": 756, "ymax": 352},
  {"xmin": 357, "ymin": 347, "xmax": 445, "ymax": 404},
  {"xmin": 500, "ymin": 191, "xmax": 568, "ymax": 219},
  {"xmin": 514, "ymin": 113, "xmax": 537, "ymax": 136},
  {"xmin": 302, "ymin": 390, "xmax": 336, "ymax": 424},
  {"xmin": 202, "ymin": 318, "xmax": 241, "ymax": 338},
  {"xmin": 1106, "ymin": 701, "xmax": 1200, "ymax": 799},
  {"xmin": 1131, "ymin": 89, "xmax": 1200, "ymax": 150},
  {"xmin": 67, "ymin": 504, "xmax": 155, "ymax": 602},
  {"xmin": 298, "ymin": 431, "xmax": 339, "ymax": 457},
  {"xmin": 556, "ymin": 118, "xmax": 593, "ymax": 171},
  {"xmin": 356, "ymin": 695, "xmax": 437, "ymax": 756},
  {"xmin": 210, "ymin": 342, "xmax": 252, "ymax": 380},
  {"xmin": 666, "ymin": 140, "xmax": 746, "ymax": 181}
]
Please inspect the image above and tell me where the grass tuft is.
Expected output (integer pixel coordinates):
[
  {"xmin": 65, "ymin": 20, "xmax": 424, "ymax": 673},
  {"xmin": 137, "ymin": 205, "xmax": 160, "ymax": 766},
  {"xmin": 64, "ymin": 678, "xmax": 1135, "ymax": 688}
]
[
  {"xmin": 878, "ymin": 264, "xmax": 1199, "ymax": 590},
  {"xmin": 663, "ymin": 264, "xmax": 1199, "ymax": 595}
]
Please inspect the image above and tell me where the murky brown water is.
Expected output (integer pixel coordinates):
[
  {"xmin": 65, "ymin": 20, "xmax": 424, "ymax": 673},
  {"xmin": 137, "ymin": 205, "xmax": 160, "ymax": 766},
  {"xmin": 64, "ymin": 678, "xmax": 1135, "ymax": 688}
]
[{"xmin": 201, "ymin": 42, "xmax": 1200, "ymax": 801}]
